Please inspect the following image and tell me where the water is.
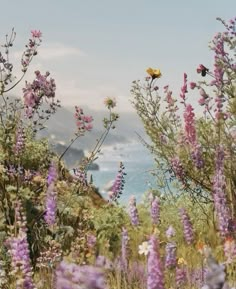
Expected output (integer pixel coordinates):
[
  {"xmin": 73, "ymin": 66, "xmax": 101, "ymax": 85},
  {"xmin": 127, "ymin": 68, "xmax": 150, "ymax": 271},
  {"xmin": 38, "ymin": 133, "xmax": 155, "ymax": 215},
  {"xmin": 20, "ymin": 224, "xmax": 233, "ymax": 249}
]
[{"xmin": 87, "ymin": 142, "xmax": 156, "ymax": 204}]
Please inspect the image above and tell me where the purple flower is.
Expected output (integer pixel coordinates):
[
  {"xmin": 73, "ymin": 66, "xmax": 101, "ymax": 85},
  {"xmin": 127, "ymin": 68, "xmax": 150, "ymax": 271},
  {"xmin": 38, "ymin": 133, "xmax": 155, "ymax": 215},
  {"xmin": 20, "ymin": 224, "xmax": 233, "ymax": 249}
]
[
  {"xmin": 176, "ymin": 266, "xmax": 187, "ymax": 287},
  {"xmin": 165, "ymin": 242, "xmax": 177, "ymax": 269},
  {"xmin": 150, "ymin": 196, "xmax": 160, "ymax": 225},
  {"xmin": 47, "ymin": 161, "xmax": 57, "ymax": 186},
  {"xmin": 109, "ymin": 162, "xmax": 126, "ymax": 202},
  {"xmin": 14, "ymin": 126, "xmax": 25, "ymax": 156},
  {"xmin": 147, "ymin": 235, "xmax": 164, "ymax": 289},
  {"xmin": 129, "ymin": 196, "xmax": 139, "ymax": 226},
  {"xmin": 55, "ymin": 261, "xmax": 107, "ymax": 289},
  {"xmin": 87, "ymin": 233, "xmax": 97, "ymax": 249},
  {"xmin": 179, "ymin": 208, "xmax": 194, "ymax": 245},
  {"xmin": 166, "ymin": 225, "xmax": 175, "ymax": 239},
  {"xmin": 44, "ymin": 162, "xmax": 57, "ymax": 226},
  {"xmin": 6, "ymin": 201, "xmax": 35, "ymax": 289},
  {"xmin": 212, "ymin": 146, "xmax": 231, "ymax": 238},
  {"xmin": 171, "ymin": 156, "xmax": 186, "ymax": 183}
]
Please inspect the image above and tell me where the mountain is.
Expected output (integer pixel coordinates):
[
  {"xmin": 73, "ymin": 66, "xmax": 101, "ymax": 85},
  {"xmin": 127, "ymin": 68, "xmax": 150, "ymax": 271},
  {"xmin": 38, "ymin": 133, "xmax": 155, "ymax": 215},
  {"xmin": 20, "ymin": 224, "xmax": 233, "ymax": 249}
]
[{"xmin": 38, "ymin": 105, "xmax": 146, "ymax": 151}]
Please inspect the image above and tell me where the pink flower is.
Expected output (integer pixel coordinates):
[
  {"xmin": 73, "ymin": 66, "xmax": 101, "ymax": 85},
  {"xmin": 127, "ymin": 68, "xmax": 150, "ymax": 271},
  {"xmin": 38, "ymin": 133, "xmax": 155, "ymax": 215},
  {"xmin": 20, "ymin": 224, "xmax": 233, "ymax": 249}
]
[
  {"xmin": 189, "ymin": 82, "xmax": 196, "ymax": 89},
  {"xmin": 199, "ymin": 88, "xmax": 209, "ymax": 99},
  {"xmin": 31, "ymin": 30, "xmax": 42, "ymax": 38},
  {"xmin": 198, "ymin": 97, "xmax": 206, "ymax": 106},
  {"xmin": 196, "ymin": 64, "xmax": 209, "ymax": 76}
]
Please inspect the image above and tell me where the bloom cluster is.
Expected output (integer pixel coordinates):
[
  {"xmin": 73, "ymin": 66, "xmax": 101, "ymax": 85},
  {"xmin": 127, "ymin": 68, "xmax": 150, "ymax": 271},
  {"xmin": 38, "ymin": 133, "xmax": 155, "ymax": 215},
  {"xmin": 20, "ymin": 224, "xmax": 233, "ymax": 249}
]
[
  {"xmin": 147, "ymin": 235, "xmax": 164, "ymax": 289},
  {"xmin": 44, "ymin": 162, "xmax": 58, "ymax": 226},
  {"xmin": 108, "ymin": 162, "xmax": 126, "ymax": 202},
  {"xmin": 129, "ymin": 196, "xmax": 139, "ymax": 226},
  {"xmin": 104, "ymin": 97, "xmax": 116, "ymax": 109},
  {"xmin": 23, "ymin": 70, "xmax": 56, "ymax": 117},
  {"xmin": 6, "ymin": 201, "xmax": 35, "ymax": 289},
  {"xmin": 179, "ymin": 208, "xmax": 194, "ymax": 245},
  {"xmin": 212, "ymin": 146, "xmax": 231, "ymax": 238},
  {"xmin": 150, "ymin": 196, "xmax": 160, "ymax": 225},
  {"xmin": 55, "ymin": 261, "xmax": 107, "ymax": 289},
  {"xmin": 74, "ymin": 106, "xmax": 93, "ymax": 133},
  {"xmin": 14, "ymin": 125, "xmax": 25, "ymax": 156},
  {"xmin": 21, "ymin": 30, "xmax": 42, "ymax": 72}
]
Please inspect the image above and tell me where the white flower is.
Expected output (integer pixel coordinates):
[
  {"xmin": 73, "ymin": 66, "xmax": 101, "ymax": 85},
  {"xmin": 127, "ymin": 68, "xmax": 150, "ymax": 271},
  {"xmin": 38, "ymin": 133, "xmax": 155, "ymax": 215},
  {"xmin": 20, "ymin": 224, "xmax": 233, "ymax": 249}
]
[{"xmin": 138, "ymin": 241, "xmax": 151, "ymax": 256}]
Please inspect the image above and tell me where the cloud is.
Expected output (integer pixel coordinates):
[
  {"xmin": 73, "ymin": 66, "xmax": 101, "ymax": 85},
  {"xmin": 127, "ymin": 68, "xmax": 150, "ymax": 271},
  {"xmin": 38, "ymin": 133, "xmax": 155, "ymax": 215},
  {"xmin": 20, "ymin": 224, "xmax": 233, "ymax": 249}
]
[
  {"xmin": 12, "ymin": 42, "xmax": 86, "ymax": 61},
  {"xmin": 56, "ymin": 78, "xmax": 133, "ymax": 112}
]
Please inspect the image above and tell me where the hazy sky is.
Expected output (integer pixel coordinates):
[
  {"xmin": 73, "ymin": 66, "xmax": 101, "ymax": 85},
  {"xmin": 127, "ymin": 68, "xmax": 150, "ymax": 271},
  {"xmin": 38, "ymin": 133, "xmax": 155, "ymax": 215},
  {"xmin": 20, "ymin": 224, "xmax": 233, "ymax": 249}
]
[{"xmin": 1, "ymin": 0, "xmax": 236, "ymax": 112}]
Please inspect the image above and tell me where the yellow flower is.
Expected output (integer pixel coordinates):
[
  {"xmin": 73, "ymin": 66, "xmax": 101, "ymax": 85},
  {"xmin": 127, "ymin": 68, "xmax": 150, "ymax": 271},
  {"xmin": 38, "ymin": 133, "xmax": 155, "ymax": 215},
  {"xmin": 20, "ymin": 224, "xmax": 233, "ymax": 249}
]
[
  {"xmin": 146, "ymin": 67, "xmax": 162, "ymax": 79},
  {"xmin": 177, "ymin": 257, "xmax": 187, "ymax": 265}
]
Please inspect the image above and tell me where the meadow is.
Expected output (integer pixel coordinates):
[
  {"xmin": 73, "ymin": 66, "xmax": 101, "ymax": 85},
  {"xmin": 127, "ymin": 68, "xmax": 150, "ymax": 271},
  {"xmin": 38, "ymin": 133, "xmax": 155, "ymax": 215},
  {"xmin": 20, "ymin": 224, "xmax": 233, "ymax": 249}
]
[{"xmin": 0, "ymin": 17, "xmax": 235, "ymax": 289}]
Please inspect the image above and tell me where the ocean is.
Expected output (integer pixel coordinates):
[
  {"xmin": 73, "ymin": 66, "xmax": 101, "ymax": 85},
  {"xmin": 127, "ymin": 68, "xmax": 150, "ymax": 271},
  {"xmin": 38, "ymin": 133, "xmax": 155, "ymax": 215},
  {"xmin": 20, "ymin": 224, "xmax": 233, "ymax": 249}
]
[{"xmin": 87, "ymin": 142, "xmax": 156, "ymax": 205}]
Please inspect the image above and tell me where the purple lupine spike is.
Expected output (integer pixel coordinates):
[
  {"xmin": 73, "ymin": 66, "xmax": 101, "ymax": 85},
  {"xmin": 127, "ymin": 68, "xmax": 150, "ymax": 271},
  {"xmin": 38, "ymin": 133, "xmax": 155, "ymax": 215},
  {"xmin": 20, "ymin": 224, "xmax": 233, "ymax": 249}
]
[
  {"xmin": 129, "ymin": 196, "xmax": 139, "ymax": 226},
  {"xmin": 150, "ymin": 196, "xmax": 160, "ymax": 225},
  {"xmin": 121, "ymin": 227, "xmax": 129, "ymax": 272},
  {"xmin": 47, "ymin": 161, "xmax": 57, "ymax": 186},
  {"xmin": 147, "ymin": 235, "xmax": 164, "ymax": 289},
  {"xmin": 165, "ymin": 242, "xmax": 177, "ymax": 269},
  {"xmin": 179, "ymin": 208, "xmax": 194, "ymax": 245},
  {"xmin": 176, "ymin": 266, "xmax": 187, "ymax": 287},
  {"xmin": 166, "ymin": 225, "xmax": 176, "ymax": 239},
  {"xmin": 6, "ymin": 201, "xmax": 35, "ymax": 289},
  {"xmin": 14, "ymin": 126, "xmax": 25, "ymax": 156},
  {"xmin": 109, "ymin": 162, "xmax": 126, "ymax": 202},
  {"xmin": 44, "ymin": 162, "xmax": 57, "ymax": 226},
  {"xmin": 55, "ymin": 261, "xmax": 107, "ymax": 289},
  {"xmin": 212, "ymin": 146, "xmax": 231, "ymax": 238}
]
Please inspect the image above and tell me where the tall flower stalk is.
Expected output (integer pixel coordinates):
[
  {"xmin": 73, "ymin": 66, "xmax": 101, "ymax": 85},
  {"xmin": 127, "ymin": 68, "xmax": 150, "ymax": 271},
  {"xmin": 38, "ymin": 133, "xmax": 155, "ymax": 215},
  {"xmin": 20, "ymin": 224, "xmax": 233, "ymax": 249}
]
[
  {"xmin": 179, "ymin": 208, "xmax": 194, "ymax": 245},
  {"xmin": 147, "ymin": 235, "xmax": 164, "ymax": 289},
  {"xmin": 212, "ymin": 146, "xmax": 231, "ymax": 238},
  {"xmin": 129, "ymin": 196, "xmax": 139, "ymax": 226},
  {"xmin": 44, "ymin": 161, "xmax": 57, "ymax": 226},
  {"xmin": 6, "ymin": 201, "xmax": 35, "ymax": 289}
]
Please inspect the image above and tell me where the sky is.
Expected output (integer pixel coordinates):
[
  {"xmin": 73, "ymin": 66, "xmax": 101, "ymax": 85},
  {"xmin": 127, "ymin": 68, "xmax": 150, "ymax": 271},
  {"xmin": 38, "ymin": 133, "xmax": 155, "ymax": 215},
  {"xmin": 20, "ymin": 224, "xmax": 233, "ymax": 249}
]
[{"xmin": 1, "ymin": 0, "xmax": 236, "ymax": 112}]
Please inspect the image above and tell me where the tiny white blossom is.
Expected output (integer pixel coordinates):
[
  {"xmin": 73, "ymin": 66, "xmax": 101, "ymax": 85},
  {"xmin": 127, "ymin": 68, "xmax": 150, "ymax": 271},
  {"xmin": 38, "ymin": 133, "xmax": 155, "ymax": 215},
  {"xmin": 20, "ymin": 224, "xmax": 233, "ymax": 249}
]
[{"xmin": 138, "ymin": 241, "xmax": 152, "ymax": 256}]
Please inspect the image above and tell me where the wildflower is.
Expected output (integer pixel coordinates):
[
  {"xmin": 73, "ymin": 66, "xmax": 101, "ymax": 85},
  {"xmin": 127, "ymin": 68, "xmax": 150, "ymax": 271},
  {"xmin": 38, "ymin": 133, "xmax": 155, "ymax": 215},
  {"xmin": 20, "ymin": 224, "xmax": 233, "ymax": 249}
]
[
  {"xmin": 74, "ymin": 106, "xmax": 93, "ymax": 133},
  {"xmin": 87, "ymin": 233, "xmax": 97, "ymax": 249},
  {"xmin": 146, "ymin": 67, "xmax": 162, "ymax": 79},
  {"xmin": 95, "ymin": 256, "xmax": 113, "ymax": 269},
  {"xmin": 180, "ymin": 73, "xmax": 188, "ymax": 100},
  {"xmin": 147, "ymin": 235, "xmax": 164, "ymax": 289},
  {"xmin": 212, "ymin": 146, "xmax": 231, "ymax": 238},
  {"xmin": 170, "ymin": 156, "xmax": 186, "ymax": 183},
  {"xmin": 196, "ymin": 64, "xmax": 209, "ymax": 76},
  {"xmin": 23, "ymin": 70, "xmax": 56, "ymax": 117},
  {"xmin": 223, "ymin": 236, "xmax": 236, "ymax": 263},
  {"xmin": 6, "ymin": 201, "xmax": 35, "ymax": 289},
  {"xmin": 177, "ymin": 258, "xmax": 187, "ymax": 265},
  {"xmin": 166, "ymin": 225, "xmax": 176, "ymax": 239},
  {"xmin": 165, "ymin": 242, "xmax": 177, "ymax": 269},
  {"xmin": 176, "ymin": 266, "xmax": 187, "ymax": 287},
  {"xmin": 104, "ymin": 97, "xmax": 116, "ymax": 109},
  {"xmin": 196, "ymin": 241, "xmax": 208, "ymax": 255},
  {"xmin": 138, "ymin": 241, "xmax": 152, "ymax": 256},
  {"xmin": 109, "ymin": 162, "xmax": 126, "ymax": 202},
  {"xmin": 14, "ymin": 126, "xmax": 25, "ymax": 156},
  {"xmin": 44, "ymin": 162, "xmax": 57, "ymax": 226},
  {"xmin": 150, "ymin": 196, "xmax": 160, "ymax": 225},
  {"xmin": 129, "ymin": 196, "xmax": 139, "ymax": 226},
  {"xmin": 55, "ymin": 261, "xmax": 106, "ymax": 289},
  {"xmin": 31, "ymin": 30, "xmax": 42, "ymax": 38},
  {"xmin": 179, "ymin": 208, "xmax": 194, "ymax": 245},
  {"xmin": 189, "ymin": 82, "xmax": 197, "ymax": 89}
]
